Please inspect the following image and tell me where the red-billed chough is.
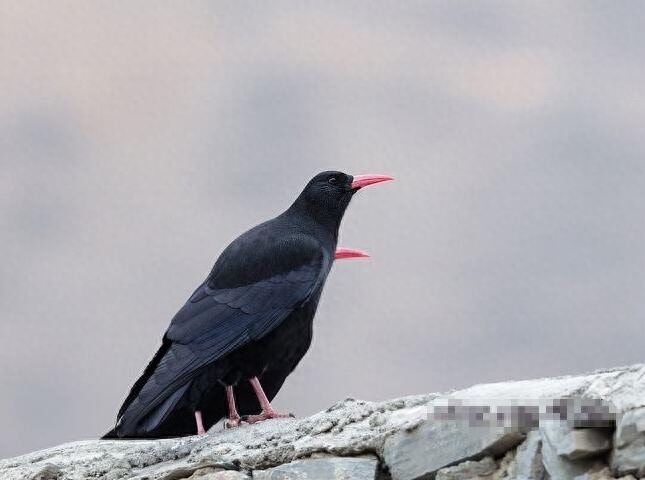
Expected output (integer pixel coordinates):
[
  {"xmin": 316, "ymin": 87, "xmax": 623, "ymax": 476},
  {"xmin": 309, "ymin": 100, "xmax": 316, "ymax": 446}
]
[{"xmin": 104, "ymin": 171, "xmax": 392, "ymax": 438}]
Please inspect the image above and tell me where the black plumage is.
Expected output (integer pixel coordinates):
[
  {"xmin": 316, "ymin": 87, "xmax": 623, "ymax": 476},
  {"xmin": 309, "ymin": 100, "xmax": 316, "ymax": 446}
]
[{"xmin": 104, "ymin": 171, "xmax": 389, "ymax": 438}]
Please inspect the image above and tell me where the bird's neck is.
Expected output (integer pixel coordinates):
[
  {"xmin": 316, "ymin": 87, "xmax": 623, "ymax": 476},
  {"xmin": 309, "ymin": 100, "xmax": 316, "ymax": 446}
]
[{"xmin": 285, "ymin": 198, "xmax": 343, "ymax": 243}]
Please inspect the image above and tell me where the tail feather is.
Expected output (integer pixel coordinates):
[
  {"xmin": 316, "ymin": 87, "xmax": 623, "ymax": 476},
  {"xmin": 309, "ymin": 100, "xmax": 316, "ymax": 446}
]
[
  {"xmin": 137, "ymin": 382, "xmax": 190, "ymax": 434},
  {"xmin": 117, "ymin": 338, "xmax": 171, "ymax": 419},
  {"xmin": 104, "ymin": 337, "xmax": 191, "ymax": 438}
]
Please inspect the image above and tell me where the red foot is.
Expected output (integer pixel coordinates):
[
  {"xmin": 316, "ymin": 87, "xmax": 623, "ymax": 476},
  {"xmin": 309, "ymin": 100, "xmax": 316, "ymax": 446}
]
[
  {"xmin": 243, "ymin": 377, "xmax": 295, "ymax": 424},
  {"xmin": 224, "ymin": 385, "xmax": 242, "ymax": 429},
  {"xmin": 243, "ymin": 409, "xmax": 295, "ymax": 424},
  {"xmin": 195, "ymin": 410, "xmax": 206, "ymax": 435}
]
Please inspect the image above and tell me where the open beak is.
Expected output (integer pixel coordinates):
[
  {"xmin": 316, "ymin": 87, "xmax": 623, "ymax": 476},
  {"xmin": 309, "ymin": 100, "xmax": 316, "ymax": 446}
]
[
  {"xmin": 350, "ymin": 174, "xmax": 394, "ymax": 190},
  {"xmin": 335, "ymin": 247, "xmax": 370, "ymax": 260}
]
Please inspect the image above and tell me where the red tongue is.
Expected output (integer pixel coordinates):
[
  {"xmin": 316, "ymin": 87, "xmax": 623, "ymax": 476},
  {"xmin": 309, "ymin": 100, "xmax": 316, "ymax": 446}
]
[
  {"xmin": 350, "ymin": 174, "xmax": 394, "ymax": 190},
  {"xmin": 335, "ymin": 247, "xmax": 370, "ymax": 259}
]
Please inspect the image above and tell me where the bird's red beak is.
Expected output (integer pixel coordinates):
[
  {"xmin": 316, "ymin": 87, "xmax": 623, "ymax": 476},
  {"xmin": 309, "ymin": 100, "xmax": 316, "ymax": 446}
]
[
  {"xmin": 335, "ymin": 247, "xmax": 370, "ymax": 260},
  {"xmin": 350, "ymin": 174, "xmax": 394, "ymax": 190}
]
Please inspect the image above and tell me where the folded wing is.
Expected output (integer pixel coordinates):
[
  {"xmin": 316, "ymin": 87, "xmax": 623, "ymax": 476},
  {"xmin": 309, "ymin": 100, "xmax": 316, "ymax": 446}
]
[{"xmin": 115, "ymin": 234, "xmax": 328, "ymax": 436}]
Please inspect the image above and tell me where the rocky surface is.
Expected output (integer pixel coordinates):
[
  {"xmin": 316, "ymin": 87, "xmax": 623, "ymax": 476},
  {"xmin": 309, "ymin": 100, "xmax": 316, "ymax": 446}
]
[{"xmin": 2, "ymin": 364, "xmax": 645, "ymax": 480}]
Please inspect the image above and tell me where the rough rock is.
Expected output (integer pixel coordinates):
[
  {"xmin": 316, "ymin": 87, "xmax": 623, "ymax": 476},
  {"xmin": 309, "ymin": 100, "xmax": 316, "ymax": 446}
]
[
  {"xmin": 611, "ymin": 407, "xmax": 645, "ymax": 478},
  {"xmin": 573, "ymin": 466, "xmax": 638, "ymax": 480},
  {"xmin": 1, "ymin": 364, "xmax": 644, "ymax": 480},
  {"xmin": 382, "ymin": 413, "xmax": 524, "ymax": 480},
  {"xmin": 507, "ymin": 429, "xmax": 546, "ymax": 479},
  {"xmin": 435, "ymin": 456, "xmax": 497, "ymax": 479},
  {"xmin": 558, "ymin": 428, "xmax": 612, "ymax": 461},
  {"xmin": 540, "ymin": 420, "xmax": 602, "ymax": 479},
  {"xmin": 253, "ymin": 455, "xmax": 378, "ymax": 479},
  {"xmin": 187, "ymin": 469, "xmax": 249, "ymax": 480}
]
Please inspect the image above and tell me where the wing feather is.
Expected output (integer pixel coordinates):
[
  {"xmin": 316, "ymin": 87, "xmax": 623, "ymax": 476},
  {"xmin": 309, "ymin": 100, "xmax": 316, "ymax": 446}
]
[{"xmin": 115, "ymin": 234, "xmax": 329, "ymax": 436}]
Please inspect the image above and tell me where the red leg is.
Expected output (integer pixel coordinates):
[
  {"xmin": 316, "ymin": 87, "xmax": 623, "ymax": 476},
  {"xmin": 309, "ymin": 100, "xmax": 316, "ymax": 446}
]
[
  {"xmin": 243, "ymin": 376, "xmax": 294, "ymax": 424},
  {"xmin": 225, "ymin": 385, "xmax": 242, "ymax": 428},
  {"xmin": 194, "ymin": 410, "xmax": 206, "ymax": 435}
]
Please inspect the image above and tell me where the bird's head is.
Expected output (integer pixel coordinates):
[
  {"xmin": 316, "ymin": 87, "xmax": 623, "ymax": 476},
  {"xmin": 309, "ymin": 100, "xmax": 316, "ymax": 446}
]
[{"xmin": 290, "ymin": 170, "xmax": 393, "ymax": 231}]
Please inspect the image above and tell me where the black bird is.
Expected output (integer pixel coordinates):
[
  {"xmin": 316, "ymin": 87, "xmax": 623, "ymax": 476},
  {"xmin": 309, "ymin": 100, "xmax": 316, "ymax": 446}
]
[{"xmin": 104, "ymin": 171, "xmax": 392, "ymax": 438}]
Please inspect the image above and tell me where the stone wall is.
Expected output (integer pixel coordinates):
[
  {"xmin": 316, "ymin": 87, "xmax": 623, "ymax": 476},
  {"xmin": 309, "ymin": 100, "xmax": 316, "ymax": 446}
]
[{"xmin": 2, "ymin": 364, "xmax": 644, "ymax": 480}]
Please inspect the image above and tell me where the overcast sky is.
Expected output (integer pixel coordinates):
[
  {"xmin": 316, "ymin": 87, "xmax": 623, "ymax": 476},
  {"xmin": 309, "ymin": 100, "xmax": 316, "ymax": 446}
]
[{"xmin": 2, "ymin": 1, "xmax": 645, "ymax": 458}]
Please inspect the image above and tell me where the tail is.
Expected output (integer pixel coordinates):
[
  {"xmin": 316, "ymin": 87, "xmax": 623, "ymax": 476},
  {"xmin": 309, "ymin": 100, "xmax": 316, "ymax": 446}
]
[
  {"xmin": 104, "ymin": 338, "xmax": 189, "ymax": 438},
  {"xmin": 102, "ymin": 382, "xmax": 193, "ymax": 438},
  {"xmin": 116, "ymin": 339, "xmax": 172, "ymax": 419}
]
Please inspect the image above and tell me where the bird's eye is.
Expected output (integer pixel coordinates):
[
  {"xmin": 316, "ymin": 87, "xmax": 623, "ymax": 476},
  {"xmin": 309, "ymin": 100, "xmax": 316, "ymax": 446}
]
[{"xmin": 328, "ymin": 177, "xmax": 338, "ymax": 185}]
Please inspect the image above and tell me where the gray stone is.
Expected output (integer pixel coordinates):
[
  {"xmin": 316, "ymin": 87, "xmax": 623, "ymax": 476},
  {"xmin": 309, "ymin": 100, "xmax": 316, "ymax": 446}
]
[
  {"xmin": 253, "ymin": 455, "xmax": 377, "ymax": 479},
  {"xmin": 558, "ymin": 429, "xmax": 612, "ymax": 460},
  {"xmin": 2, "ymin": 364, "xmax": 645, "ymax": 480},
  {"xmin": 573, "ymin": 465, "xmax": 638, "ymax": 480},
  {"xmin": 506, "ymin": 429, "xmax": 546, "ymax": 480},
  {"xmin": 610, "ymin": 407, "xmax": 645, "ymax": 477},
  {"xmin": 198, "ymin": 473, "xmax": 249, "ymax": 480},
  {"xmin": 187, "ymin": 467, "xmax": 250, "ymax": 479},
  {"xmin": 383, "ymin": 416, "xmax": 524, "ymax": 480},
  {"xmin": 435, "ymin": 456, "xmax": 497, "ymax": 480},
  {"xmin": 537, "ymin": 417, "xmax": 611, "ymax": 461},
  {"xmin": 540, "ymin": 421, "xmax": 603, "ymax": 480},
  {"xmin": 492, "ymin": 450, "xmax": 517, "ymax": 479},
  {"xmin": 29, "ymin": 463, "xmax": 62, "ymax": 480}
]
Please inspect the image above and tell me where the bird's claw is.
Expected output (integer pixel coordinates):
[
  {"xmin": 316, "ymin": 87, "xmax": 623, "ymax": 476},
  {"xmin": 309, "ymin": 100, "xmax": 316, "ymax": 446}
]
[{"xmin": 241, "ymin": 410, "xmax": 295, "ymax": 424}]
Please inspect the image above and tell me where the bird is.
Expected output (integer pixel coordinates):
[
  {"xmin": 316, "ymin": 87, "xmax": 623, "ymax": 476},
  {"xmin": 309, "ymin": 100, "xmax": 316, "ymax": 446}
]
[{"xmin": 103, "ymin": 171, "xmax": 392, "ymax": 438}]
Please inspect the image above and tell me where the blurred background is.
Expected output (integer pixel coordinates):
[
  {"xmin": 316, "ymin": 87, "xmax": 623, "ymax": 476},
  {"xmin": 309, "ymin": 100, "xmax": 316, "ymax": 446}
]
[{"xmin": 2, "ymin": 1, "xmax": 645, "ymax": 458}]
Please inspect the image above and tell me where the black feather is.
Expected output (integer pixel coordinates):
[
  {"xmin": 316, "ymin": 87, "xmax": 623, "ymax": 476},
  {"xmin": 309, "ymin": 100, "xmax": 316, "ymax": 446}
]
[{"xmin": 105, "ymin": 171, "xmax": 359, "ymax": 438}]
